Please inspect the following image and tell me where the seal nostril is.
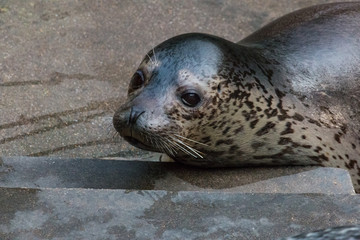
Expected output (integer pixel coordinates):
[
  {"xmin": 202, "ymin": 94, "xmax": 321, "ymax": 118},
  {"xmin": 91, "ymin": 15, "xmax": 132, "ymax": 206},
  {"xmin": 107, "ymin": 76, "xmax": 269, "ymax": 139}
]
[
  {"xmin": 128, "ymin": 107, "xmax": 145, "ymax": 125},
  {"xmin": 127, "ymin": 107, "xmax": 134, "ymax": 125}
]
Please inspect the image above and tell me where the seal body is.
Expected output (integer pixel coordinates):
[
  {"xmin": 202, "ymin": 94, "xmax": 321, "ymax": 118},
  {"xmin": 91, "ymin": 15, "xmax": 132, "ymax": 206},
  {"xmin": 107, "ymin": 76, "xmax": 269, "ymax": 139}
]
[
  {"xmin": 279, "ymin": 225, "xmax": 360, "ymax": 240},
  {"xmin": 113, "ymin": 3, "xmax": 360, "ymax": 191}
]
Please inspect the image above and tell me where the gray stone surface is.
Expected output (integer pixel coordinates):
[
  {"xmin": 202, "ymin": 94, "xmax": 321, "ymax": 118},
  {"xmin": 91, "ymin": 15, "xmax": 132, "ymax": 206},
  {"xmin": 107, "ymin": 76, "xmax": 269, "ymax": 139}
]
[
  {"xmin": 0, "ymin": 187, "xmax": 359, "ymax": 240},
  {"xmin": 0, "ymin": 0, "xmax": 353, "ymax": 158},
  {"xmin": 0, "ymin": 156, "xmax": 355, "ymax": 194}
]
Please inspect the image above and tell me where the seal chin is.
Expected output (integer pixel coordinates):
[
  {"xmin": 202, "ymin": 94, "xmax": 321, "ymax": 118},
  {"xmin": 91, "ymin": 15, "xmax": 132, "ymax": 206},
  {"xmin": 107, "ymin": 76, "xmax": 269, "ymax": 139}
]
[{"xmin": 123, "ymin": 136, "xmax": 158, "ymax": 152}]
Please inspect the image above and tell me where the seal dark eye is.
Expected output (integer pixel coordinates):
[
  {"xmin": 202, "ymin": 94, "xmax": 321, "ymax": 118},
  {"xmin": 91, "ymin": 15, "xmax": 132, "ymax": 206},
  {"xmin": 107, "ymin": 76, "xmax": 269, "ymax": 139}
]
[
  {"xmin": 129, "ymin": 70, "xmax": 145, "ymax": 92},
  {"xmin": 181, "ymin": 92, "xmax": 201, "ymax": 107}
]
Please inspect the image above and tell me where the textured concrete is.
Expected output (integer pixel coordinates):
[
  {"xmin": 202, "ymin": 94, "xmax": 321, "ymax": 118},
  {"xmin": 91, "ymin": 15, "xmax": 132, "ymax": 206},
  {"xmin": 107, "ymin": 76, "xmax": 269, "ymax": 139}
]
[
  {"xmin": 0, "ymin": 188, "xmax": 359, "ymax": 240},
  {"xmin": 0, "ymin": 0, "xmax": 352, "ymax": 158},
  {"xmin": 0, "ymin": 156, "xmax": 355, "ymax": 194}
]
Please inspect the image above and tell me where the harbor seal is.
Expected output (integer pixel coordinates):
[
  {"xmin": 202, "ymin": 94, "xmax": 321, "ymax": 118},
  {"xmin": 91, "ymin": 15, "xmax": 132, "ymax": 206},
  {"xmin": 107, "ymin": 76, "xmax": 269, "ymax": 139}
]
[
  {"xmin": 279, "ymin": 225, "xmax": 360, "ymax": 240},
  {"xmin": 113, "ymin": 2, "xmax": 360, "ymax": 191}
]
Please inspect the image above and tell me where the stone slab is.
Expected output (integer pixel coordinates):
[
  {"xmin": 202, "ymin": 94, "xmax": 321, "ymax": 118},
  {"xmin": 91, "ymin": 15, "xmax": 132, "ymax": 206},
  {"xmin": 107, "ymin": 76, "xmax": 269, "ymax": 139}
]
[
  {"xmin": 0, "ymin": 157, "xmax": 355, "ymax": 194},
  {"xmin": 0, "ymin": 187, "xmax": 359, "ymax": 240}
]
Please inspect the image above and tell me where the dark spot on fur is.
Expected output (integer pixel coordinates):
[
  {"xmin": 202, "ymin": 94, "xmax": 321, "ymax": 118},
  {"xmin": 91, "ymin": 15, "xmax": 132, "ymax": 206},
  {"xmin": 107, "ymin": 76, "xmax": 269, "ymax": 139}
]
[
  {"xmin": 280, "ymin": 122, "xmax": 294, "ymax": 135},
  {"xmin": 212, "ymin": 97, "xmax": 217, "ymax": 105},
  {"xmin": 254, "ymin": 76, "xmax": 268, "ymax": 94},
  {"xmin": 341, "ymin": 124, "xmax": 347, "ymax": 134},
  {"xmin": 215, "ymin": 139, "xmax": 233, "ymax": 146},
  {"xmin": 302, "ymin": 135, "xmax": 306, "ymax": 139},
  {"xmin": 307, "ymin": 118, "xmax": 321, "ymax": 127},
  {"xmin": 254, "ymin": 146, "xmax": 294, "ymax": 160},
  {"xmin": 234, "ymin": 126, "xmax": 244, "ymax": 134},
  {"xmin": 201, "ymin": 136, "xmax": 211, "ymax": 143},
  {"xmin": 292, "ymin": 113, "xmax": 304, "ymax": 121},
  {"xmin": 278, "ymin": 137, "xmax": 291, "ymax": 145},
  {"xmin": 250, "ymin": 119, "xmax": 259, "ymax": 129},
  {"xmin": 244, "ymin": 101, "xmax": 254, "ymax": 109},
  {"xmin": 264, "ymin": 108, "xmax": 278, "ymax": 118},
  {"xmin": 218, "ymin": 121, "xmax": 227, "ymax": 129},
  {"xmin": 334, "ymin": 133, "xmax": 341, "ymax": 143},
  {"xmin": 309, "ymin": 154, "xmax": 329, "ymax": 162},
  {"xmin": 345, "ymin": 160, "xmax": 358, "ymax": 169},
  {"xmin": 182, "ymin": 114, "xmax": 192, "ymax": 120},
  {"xmin": 255, "ymin": 122, "xmax": 276, "ymax": 136},
  {"xmin": 229, "ymin": 145, "xmax": 239, "ymax": 152},
  {"xmin": 352, "ymin": 143, "xmax": 356, "ymax": 149},
  {"xmin": 316, "ymin": 136, "xmax": 322, "ymax": 141},
  {"xmin": 302, "ymin": 145, "xmax": 312, "ymax": 149},
  {"xmin": 222, "ymin": 126, "xmax": 231, "ymax": 135},
  {"xmin": 275, "ymin": 88, "xmax": 286, "ymax": 98},
  {"xmin": 314, "ymin": 146, "xmax": 322, "ymax": 153},
  {"xmin": 264, "ymin": 95, "xmax": 273, "ymax": 107},
  {"xmin": 251, "ymin": 142, "xmax": 265, "ymax": 150},
  {"xmin": 205, "ymin": 150, "xmax": 225, "ymax": 158},
  {"xmin": 278, "ymin": 115, "xmax": 288, "ymax": 121},
  {"xmin": 236, "ymin": 150, "xmax": 245, "ymax": 155}
]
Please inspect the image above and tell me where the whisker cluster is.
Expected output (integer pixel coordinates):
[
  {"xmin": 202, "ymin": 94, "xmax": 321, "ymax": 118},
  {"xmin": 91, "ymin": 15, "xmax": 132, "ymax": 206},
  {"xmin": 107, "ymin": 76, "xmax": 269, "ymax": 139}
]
[
  {"xmin": 146, "ymin": 48, "xmax": 160, "ymax": 67},
  {"xmin": 141, "ymin": 132, "xmax": 207, "ymax": 159}
]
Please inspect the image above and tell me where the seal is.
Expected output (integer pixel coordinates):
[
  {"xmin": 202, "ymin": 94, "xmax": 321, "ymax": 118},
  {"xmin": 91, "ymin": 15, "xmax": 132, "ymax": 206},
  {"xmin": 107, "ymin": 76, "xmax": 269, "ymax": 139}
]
[
  {"xmin": 113, "ymin": 2, "xmax": 360, "ymax": 191},
  {"xmin": 279, "ymin": 225, "xmax": 360, "ymax": 240}
]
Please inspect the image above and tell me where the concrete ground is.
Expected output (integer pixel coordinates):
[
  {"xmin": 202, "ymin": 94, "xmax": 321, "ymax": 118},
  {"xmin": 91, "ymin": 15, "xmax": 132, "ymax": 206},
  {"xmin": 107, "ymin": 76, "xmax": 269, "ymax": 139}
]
[{"xmin": 0, "ymin": 0, "xmax": 349, "ymax": 159}]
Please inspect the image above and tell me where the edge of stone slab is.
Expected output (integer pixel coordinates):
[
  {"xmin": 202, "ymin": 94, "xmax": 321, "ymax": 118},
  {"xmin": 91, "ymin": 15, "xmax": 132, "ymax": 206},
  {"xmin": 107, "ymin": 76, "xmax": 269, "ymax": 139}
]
[{"xmin": 0, "ymin": 156, "xmax": 356, "ymax": 194}]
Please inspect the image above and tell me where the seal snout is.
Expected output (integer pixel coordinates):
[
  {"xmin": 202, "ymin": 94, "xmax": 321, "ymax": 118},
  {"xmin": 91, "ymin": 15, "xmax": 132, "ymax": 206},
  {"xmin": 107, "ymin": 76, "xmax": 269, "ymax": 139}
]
[
  {"xmin": 113, "ymin": 106, "xmax": 158, "ymax": 151},
  {"xmin": 113, "ymin": 106, "xmax": 145, "ymax": 136}
]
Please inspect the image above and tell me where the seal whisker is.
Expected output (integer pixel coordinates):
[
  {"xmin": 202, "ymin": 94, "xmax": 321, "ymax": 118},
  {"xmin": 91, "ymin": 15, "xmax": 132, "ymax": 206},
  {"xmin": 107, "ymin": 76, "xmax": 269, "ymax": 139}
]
[
  {"xmin": 160, "ymin": 138, "xmax": 177, "ymax": 157},
  {"xmin": 146, "ymin": 53, "xmax": 155, "ymax": 65},
  {"xmin": 151, "ymin": 134, "xmax": 174, "ymax": 156},
  {"xmin": 155, "ymin": 136, "xmax": 167, "ymax": 153},
  {"xmin": 152, "ymin": 48, "xmax": 159, "ymax": 66},
  {"xmin": 171, "ymin": 140, "xmax": 200, "ymax": 158},
  {"xmin": 169, "ymin": 136, "xmax": 204, "ymax": 158},
  {"xmin": 173, "ymin": 134, "xmax": 209, "ymax": 147},
  {"xmin": 142, "ymin": 132, "xmax": 176, "ymax": 157},
  {"xmin": 163, "ymin": 137, "xmax": 178, "ymax": 156},
  {"xmin": 165, "ymin": 136, "xmax": 195, "ymax": 157},
  {"xmin": 112, "ymin": 131, "xmax": 119, "ymax": 139}
]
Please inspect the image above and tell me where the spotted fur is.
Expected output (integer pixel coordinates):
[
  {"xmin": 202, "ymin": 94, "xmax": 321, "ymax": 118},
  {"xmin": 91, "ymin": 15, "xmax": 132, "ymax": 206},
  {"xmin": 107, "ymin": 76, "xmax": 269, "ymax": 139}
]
[{"xmin": 114, "ymin": 2, "xmax": 360, "ymax": 192}]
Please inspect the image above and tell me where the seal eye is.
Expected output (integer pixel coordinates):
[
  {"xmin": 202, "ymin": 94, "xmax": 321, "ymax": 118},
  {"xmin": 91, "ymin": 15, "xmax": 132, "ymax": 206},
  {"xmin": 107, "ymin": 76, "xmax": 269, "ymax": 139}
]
[
  {"xmin": 181, "ymin": 92, "xmax": 201, "ymax": 108},
  {"xmin": 129, "ymin": 70, "xmax": 145, "ymax": 92}
]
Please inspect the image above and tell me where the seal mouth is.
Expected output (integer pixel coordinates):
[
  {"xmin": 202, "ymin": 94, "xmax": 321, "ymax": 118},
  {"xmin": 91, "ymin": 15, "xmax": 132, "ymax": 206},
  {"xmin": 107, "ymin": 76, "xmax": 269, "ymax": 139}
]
[{"xmin": 123, "ymin": 136, "xmax": 158, "ymax": 152}]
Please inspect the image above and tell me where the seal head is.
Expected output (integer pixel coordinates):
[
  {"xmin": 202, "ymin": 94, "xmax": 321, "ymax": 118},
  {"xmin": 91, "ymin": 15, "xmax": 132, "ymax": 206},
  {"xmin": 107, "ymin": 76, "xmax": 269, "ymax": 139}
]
[{"xmin": 113, "ymin": 34, "xmax": 232, "ymax": 164}]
